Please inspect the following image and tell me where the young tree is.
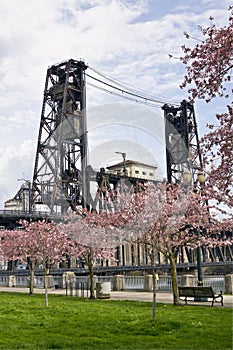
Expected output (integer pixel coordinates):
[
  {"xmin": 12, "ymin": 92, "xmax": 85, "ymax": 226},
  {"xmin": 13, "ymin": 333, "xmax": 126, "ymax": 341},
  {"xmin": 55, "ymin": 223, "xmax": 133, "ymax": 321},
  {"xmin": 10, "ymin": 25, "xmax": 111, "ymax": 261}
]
[
  {"xmin": 0, "ymin": 228, "xmax": 39, "ymax": 295},
  {"xmin": 116, "ymin": 182, "xmax": 232, "ymax": 319},
  {"xmin": 180, "ymin": 6, "xmax": 233, "ymax": 212},
  {"xmin": 1, "ymin": 220, "xmax": 76, "ymax": 307},
  {"xmin": 59, "ymin": 213, "xmax": 120, "ymax": 299}
]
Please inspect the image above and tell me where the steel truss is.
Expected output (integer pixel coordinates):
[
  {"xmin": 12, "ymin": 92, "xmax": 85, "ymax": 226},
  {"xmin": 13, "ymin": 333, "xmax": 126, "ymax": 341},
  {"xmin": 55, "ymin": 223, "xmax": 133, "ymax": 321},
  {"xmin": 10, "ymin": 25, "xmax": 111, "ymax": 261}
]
[
  {"xmin": 161, "ymin": 101, "xmax": 233, "ymax": 266},
  {"xmin": 32, "ymin": 59, "xmax": 149, "ymax": 214},
  {"xmin": 87, "ymin": 166, "xmax": 148, "ymax": 213},
  {"xmin": 163, "ymin": 100, "xmax": 203, "ymax": 184},
  {"xmin": 32, "ymin": 59, "xmax": 88, "ymax": 213}
]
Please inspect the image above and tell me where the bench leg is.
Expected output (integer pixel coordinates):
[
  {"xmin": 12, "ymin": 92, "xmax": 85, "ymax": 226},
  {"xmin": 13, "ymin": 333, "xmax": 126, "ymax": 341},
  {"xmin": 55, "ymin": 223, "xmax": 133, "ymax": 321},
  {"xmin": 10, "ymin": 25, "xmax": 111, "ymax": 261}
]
[{"xmin": 213, "ymin": 296, "xmax": 224, "ymax": 306}]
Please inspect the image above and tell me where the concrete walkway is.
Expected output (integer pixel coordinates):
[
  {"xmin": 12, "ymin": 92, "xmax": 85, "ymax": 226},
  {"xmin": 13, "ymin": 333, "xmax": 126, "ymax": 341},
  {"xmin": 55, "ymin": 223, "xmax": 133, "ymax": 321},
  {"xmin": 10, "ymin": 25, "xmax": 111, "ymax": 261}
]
[
  {"xmin": 0, "ymin": 286, "xmax": 232, "ymax": 307},
  {"xmin": 110, "ymin": 291, "xmax": 233, "ymax": 308}
]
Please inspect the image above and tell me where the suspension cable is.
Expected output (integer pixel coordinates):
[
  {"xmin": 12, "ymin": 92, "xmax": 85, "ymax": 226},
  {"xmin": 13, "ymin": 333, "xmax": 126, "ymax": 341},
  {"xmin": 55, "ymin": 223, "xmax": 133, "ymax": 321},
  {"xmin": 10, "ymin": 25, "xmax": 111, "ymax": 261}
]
[
  {"xmin": 87, "ymin": 66, "xmax": 180, "ymax": 106},
  {"xmin": 86, "ymin": 81, "xmax": 162, "ymax": 108}
]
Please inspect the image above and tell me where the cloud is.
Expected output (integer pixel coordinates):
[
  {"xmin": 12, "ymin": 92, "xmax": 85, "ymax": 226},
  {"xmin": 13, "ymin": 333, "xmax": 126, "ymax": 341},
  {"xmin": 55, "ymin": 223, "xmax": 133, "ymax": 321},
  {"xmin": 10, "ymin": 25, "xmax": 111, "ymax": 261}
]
[
  {"xmin": 0, "ymin": 139, "xmax": 35, "ymax": 203},
  {"xmin": 87, "ymin": 102, "xmax": 166, "ymax": 176}
]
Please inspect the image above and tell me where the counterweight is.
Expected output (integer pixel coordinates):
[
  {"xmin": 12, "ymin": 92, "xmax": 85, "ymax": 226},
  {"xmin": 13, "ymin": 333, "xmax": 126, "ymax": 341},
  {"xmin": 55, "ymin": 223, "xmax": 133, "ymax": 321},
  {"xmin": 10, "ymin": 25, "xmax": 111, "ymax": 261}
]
[{"xmin": 163, "ymin": 100, "xmax": 203, "ymax": 185}]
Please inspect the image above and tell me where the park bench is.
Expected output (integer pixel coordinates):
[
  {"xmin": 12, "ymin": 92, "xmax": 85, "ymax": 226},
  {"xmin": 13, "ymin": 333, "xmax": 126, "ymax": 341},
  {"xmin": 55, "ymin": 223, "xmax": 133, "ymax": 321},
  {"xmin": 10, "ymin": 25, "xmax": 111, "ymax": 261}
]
[{"xmin": 178, "ymin": 286, "xmax": 223, "ymax": 306}]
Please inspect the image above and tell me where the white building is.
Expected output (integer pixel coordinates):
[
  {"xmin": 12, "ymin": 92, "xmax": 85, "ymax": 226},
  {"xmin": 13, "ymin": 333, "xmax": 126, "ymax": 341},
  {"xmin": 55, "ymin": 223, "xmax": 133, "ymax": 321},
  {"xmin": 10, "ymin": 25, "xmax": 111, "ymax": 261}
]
[
  {"xmin": 4, "ymin": 198, "xmax": 23, "ymax": 211},
  {"xmin": 107, "ymin": 160, "xmax": 157, "ymax": 181}
]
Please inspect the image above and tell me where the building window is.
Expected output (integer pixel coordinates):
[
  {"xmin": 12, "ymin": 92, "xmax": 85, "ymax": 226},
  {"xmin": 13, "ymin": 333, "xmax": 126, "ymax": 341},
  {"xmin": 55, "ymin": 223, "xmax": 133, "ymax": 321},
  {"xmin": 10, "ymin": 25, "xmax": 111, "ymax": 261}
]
[
  {"xmin": 135, "ymin": 170, "xmax": 139, "ymax": 174},
  {"xmin": 149, "ymin": 172, "xmax": 154, "ymax": 177},
  {"xmin": 142, "ymin": 171, "xmax": 146, "ymax": 175}
]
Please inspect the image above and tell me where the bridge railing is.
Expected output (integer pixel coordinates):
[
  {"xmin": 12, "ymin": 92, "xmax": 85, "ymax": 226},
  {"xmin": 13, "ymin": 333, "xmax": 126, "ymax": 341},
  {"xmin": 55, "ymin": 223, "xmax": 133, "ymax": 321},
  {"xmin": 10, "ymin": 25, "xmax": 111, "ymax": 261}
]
[
  {"xmin": 192, "ymin": 275, "xmax": 225, "ymax": 293},
  {"xmin": 0, "ymin": 276, "xmax": 8, "ymax": 286},
  {"xmin": 0, "ymin": 273, "xmax": 226, "ymax": 293},
  {"xmin": 157, "ymin": 276, "xmax": 182, "ymax": 292},
  {"xmin": 124, "ymin": 276, "xmax": 144, "ymax": 290},
  {"xmin": 66, "ymin": 281, "xmax": 89, "ymax": 298}
]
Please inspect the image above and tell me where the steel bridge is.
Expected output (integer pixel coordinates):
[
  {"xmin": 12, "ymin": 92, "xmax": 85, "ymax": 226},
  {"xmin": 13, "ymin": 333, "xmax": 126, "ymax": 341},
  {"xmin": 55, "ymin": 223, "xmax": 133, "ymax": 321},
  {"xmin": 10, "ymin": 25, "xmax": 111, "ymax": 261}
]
[
  {"xmin": 1, "ymin": 58, "xmax": 232, "ymax": 268},
  {"xmin": 0, "ymin": 261, "xmax": 232, "ymax": 278}
]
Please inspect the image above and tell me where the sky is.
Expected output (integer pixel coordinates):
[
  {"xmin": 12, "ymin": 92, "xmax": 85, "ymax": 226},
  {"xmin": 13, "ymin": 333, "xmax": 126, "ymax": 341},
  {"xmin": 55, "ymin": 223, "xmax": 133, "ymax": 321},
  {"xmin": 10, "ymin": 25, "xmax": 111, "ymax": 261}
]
[{"xmin": 0, "ymin": 0, "xmax": 231, "ymax": 209}]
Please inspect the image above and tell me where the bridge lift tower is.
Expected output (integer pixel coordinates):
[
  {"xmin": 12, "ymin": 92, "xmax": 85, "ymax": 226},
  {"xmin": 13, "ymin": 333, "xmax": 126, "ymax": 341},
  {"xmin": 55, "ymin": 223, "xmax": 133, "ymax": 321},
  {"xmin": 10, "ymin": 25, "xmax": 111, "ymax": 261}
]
[
  {"xmin": 32, "ymin": 59, "xmax": 89, "ymax": 213},
  {"xmin": 31, "ymin": 59, "xmax": 151, "ymax": 214},
  {"xmin": 162, "ymin": 100, "xmax": 204, "ymax": 185}
]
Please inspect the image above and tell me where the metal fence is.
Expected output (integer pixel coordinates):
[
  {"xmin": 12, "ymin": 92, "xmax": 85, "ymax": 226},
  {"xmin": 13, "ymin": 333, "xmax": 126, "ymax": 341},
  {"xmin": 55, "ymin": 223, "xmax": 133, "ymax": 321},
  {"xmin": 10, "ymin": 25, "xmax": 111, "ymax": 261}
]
[
  {"xmin": 124, "ymin": 276, "xmax": 144, "ymax": 290},
  {"xmin": 96, "ymin": 275, "xmax": 225, "ymax": 293},
  {"xmin": 15, "ymin": 276, "xmax": 29, "ymax": 287},
  {"xmin": 66, "ymin": 281, "xmax": 89, "ymax": 298},
  {"xmin": 97, "ymin": 276, "xmax": 112, "ymax": 285},
  {"xmin": 157, "ymin": 276, "xmax": 182, "ymax": 292},
  {"xmin": 156, "ymin": 275, "xmax": 224, "ymax": 293},
  {"xmin": 0, "ymin": 273, "xmax": 226, "ymax": 293},
  {"xmin": 193, "ymin": 275, "xmax": 225, "ymax": 293},
  {"xmin": 0, "ymin": 276, "xmax": 8, "ymax": 286},
  {"xmin": 34, "ymin": 276, "xmax": 44, "ymax": 288},
  {"xmin": 97, "ymin": 275, "xmax": 146, "ymax": 290}
]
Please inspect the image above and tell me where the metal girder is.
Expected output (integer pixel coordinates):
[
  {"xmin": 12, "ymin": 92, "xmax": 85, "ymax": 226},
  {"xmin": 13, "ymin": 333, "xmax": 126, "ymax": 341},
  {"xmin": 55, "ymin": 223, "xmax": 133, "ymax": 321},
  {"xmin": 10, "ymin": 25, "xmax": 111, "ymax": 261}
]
[
  {"xmin": 32, "ymin": 59, "xmax": 88, "ymax": 213},
  {"xmin": 162, "ymin": 100, "xmax": 203, "ymax": 184}
]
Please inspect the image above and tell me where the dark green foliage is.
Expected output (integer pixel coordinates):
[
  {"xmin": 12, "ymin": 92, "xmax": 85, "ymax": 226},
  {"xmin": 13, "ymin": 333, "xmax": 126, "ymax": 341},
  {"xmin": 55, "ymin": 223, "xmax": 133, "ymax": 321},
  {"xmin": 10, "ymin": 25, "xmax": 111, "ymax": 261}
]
[{"xmin": 0, "ymin": 292, "xmax": 232, "ymax": 349}]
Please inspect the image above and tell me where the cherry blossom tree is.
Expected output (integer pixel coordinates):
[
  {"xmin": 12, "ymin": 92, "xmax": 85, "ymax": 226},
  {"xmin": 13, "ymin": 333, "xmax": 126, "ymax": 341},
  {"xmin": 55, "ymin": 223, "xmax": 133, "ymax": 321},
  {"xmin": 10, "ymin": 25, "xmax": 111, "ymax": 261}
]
[
  {"xmin": 59, "ymin": 214, "xmax": 120, "ymax": 299},
  {"xmin": 58, "ymin": 182, "xmax": 140, "ymax": 299},
  {"xmin": 0, "ymin": 229, "xmax": 26, "ymax": 273},
  {"xmin": 0, "ymin": 228, "xmax": 37, "ymax": 294},
  {"xmin": 0, "ymin": 220, "xmax": 76, "ymax": 307},
  {"xmin": 122, "ymin": 184, "xmax": 200, "ymax": 313},
  {"xmin": 58, "ymin": 181, "xmax": 232, "ymax": 319},
  {"xmin": 113, "ymin": 182, "xmax": 232, "ymax": 319},
  {"xmin": 180, "ymin": 6, "xmax": 233, "ymax": 213}
]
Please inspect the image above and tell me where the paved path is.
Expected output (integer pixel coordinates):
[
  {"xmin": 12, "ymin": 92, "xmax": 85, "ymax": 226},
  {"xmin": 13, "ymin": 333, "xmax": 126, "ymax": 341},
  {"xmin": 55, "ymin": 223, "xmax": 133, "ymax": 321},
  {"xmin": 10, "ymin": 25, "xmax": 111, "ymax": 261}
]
[
  {"xmin": 0, "ymin": 287, "xmax": 232, "ymax": 307},
  {"xmin": 111, "ymin": 291, "xmax": 233, "ymax": 308}
]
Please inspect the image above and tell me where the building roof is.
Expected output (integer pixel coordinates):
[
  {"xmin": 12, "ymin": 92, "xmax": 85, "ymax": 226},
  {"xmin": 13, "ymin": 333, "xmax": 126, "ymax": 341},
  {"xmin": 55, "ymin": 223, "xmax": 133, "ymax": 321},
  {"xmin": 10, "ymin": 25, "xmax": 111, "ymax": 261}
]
[{"xmin": 107, "ymin": 160, "xmax": 157, "ymax": 170}]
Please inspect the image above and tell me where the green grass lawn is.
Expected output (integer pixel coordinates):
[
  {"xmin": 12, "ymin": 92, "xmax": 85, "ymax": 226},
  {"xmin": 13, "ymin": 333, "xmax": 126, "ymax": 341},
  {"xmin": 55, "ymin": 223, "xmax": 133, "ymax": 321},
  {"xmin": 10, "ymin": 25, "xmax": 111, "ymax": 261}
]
[{"xmin": 0, "ymin": 292, "xmax": 232, "ymax": 350}]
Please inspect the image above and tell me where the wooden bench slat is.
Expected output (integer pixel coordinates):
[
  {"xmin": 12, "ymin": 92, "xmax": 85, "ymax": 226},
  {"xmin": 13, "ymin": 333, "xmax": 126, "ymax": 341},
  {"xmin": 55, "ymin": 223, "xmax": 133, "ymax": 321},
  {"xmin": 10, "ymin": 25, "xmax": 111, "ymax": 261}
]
[
  {"xmin": 194, "ymin": 287, "xmax": 213, "ymax": 298},
  {"xmin": 179, "ymin": 287, "xmax": 194, "ymax": 297},
  {"xmin": 178, "ymin": 286, "xmax": 223, "ymax": 306}
]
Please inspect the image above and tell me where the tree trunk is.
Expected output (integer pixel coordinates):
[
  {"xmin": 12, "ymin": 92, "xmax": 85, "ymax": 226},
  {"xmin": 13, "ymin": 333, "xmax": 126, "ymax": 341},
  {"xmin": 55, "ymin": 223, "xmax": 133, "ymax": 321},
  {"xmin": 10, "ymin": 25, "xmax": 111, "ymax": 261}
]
[
  {"xmin": 88, "ymin": 248, "xmax": 95, "ymax": 299},
  {"xmin": 44, "ymin": 268, "xmax": 49, "ymax": 307},
  {"xmin": 29, "ymin": 260, "xmax": 35, "ymax": 295},
  {"xmin": 151, "ymin": 266, "xmax": 157, "ymax": 320},
  {"xmin": 168, "ymin": 249, "xmax": 180, "ymax": 305},
  {"xmin": 150, "ymin": 249, "xmax": 157, "ymax": 320}
]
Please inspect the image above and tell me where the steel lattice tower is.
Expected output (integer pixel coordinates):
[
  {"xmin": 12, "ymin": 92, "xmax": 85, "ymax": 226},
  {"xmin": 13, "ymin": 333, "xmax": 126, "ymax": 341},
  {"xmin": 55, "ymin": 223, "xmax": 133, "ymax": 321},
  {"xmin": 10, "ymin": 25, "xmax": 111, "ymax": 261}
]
[
  {"xmin": 162, "ymin": 100, "xmax": 203, "ymax": 185},
  {"xmin": 32, "ymin": 59, "xmax": 88, "ymax": 213},
  {"xmin": 163, "ymin": 100, "xmax": 208, "ymax": 267}
]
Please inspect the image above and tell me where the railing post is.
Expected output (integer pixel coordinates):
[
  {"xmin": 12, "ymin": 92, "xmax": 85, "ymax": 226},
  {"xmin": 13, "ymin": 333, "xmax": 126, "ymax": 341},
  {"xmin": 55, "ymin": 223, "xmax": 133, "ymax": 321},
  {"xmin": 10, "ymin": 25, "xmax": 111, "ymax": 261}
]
[
  {"xmin": 96, "ymin": 282, "xmax": 111, "ymax": 299},
  {"xmin": 62, "ymin": 271, "xmax": 76, "ymax": 288},
  {"xmin": 113, "ymin": 275, "xmax": 125, "ymax": 291},
  {"xmin": 144, "ymin": 275, "xmax": 153, "ymax": 292},
  {"xmin": 180, "ymin": 275, "xmax": 193, "ymax": 287},
  {"xmin": 8, "ymin": 275, "xmax": 16, "ymax": 287},
  {"xmin": 225, "ymin": 274, "xmax": 233, "ymax": 294}
]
